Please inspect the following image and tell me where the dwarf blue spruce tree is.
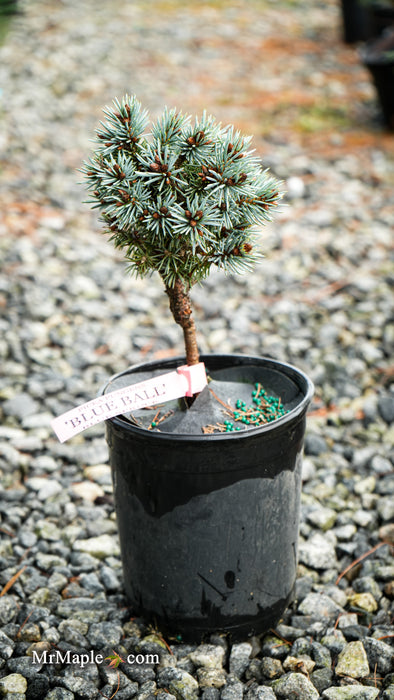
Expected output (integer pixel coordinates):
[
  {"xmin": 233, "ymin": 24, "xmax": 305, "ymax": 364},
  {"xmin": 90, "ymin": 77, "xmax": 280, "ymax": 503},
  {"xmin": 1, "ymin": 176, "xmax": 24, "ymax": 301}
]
[{"xmin": 82, "ymin": 95, "xmax": 283, "ymax": 366}]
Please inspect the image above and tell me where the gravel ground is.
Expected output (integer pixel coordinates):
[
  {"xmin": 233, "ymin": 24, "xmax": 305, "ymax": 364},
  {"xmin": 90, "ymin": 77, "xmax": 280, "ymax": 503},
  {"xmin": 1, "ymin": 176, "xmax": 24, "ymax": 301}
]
[{"xmin": 0, "ymin": 1, "xmax": 393, "ymax": 699}]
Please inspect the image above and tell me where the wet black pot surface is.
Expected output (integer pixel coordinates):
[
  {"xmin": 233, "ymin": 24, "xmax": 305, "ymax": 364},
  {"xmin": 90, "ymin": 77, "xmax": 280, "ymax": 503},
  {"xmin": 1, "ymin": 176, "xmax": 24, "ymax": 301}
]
[
  {"xmin": 103, "ymin": 354, "xmax": 313, "ymax": 642},
  {"xmin": 361, "ymin": 29, "xmax": 394, "ymax": 130}
]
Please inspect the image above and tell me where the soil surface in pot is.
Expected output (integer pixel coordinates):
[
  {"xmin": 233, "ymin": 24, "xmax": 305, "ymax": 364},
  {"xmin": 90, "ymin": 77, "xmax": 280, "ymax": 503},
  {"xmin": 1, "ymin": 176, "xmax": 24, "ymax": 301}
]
[{"xmin": 105, "ymin": 362, "xmax": 305, "ymax": 435}]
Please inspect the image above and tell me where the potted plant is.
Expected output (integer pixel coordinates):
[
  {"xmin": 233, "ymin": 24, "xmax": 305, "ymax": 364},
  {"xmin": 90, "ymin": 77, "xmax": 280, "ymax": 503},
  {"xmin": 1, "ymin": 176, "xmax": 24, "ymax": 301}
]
[
  {"xmin": 340, "ymin": 0, "xmax": 394, "ymax": 43},
  {"xmin": 80, "ymin": 95, "xmax": 314, "ymax": 642},
  {"xmin": 362, "ymin": 0, "xmax": 394, "ymax": 36},
  {"xmin": 360, "ymin": 26, "xmax": 394, "ymax": 129}
]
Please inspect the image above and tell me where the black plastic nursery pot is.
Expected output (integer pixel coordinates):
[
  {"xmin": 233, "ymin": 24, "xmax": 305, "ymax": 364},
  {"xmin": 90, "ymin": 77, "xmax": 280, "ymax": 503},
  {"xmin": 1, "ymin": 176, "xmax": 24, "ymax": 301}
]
[
  {"xmin": 366, "ymin": 2, "xmax": 394, "ymax": 38},
  {"xmin": 103, "ymin": 354, "xmax": 314, "ymax": 642},
  {"xmin": 340, "ymin": 0, "xmax": 370, "ymax": 43},
  {"xmin": 361, "ymin": 29, "xmax": 394, "ymax": 130}
]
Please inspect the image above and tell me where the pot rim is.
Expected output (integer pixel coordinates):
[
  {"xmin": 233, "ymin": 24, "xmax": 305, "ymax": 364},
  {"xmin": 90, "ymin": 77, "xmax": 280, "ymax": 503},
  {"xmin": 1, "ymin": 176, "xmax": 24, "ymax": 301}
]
[{"xmin": 101, "ymin": 353, "xmax": 314, "ymax": 443}]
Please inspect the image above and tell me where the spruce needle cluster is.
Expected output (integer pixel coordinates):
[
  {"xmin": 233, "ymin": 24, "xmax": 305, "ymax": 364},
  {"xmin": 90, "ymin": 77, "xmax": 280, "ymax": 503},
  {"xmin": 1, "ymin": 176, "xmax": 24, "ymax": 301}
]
[{"xmin": 82, "ymin": 95, "xmax": 283, "ymax": 366}]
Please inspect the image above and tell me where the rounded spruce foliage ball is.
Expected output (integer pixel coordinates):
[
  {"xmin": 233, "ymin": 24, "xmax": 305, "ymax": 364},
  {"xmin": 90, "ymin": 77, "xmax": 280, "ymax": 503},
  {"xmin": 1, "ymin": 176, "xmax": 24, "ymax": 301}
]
[{"xmin": 82, "ymin": 94, "xmax": 283, "ymax": 289}]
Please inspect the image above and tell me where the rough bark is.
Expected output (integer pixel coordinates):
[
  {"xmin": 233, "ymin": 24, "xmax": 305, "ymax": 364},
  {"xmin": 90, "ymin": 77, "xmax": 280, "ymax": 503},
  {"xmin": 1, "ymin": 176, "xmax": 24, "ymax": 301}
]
[{"xmin": 166, "ymin": 279, "xmax": 200, "ymax": 366}]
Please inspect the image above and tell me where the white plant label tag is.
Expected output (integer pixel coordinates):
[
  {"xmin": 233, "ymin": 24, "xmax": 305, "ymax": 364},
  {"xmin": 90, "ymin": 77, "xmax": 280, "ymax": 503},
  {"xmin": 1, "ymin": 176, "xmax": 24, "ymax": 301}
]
[{"xmin": 51, "ymin": 362, "xmax": 207, "ymax": 443}]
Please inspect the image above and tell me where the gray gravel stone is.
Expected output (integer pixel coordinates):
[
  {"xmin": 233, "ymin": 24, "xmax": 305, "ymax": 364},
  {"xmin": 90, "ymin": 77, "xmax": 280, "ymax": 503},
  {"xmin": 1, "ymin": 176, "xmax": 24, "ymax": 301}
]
[
  {"xmin": 311, "ymin": 642, "xmax": 333, "ymax": 668},
  {"xmin": 123, "ymin": 663, "xmax": 155, "ymax": 684},
  {"xmin": 44, "ymin": 689, "xmax": 75, "ymax": 700},
  {"xmin": 304, "ymin": 433, "xmax": 328, "ymax": 455},
  {"xmin": 246, "ymin": 658, "xmax": 263, "ymax": 682},
  {"xmin": 378, "ymin": 496, "xmax": 394, "ymax": 522},
  {"xmin": 272, "ymin": 671, "xmax": 320, "ymax": 699},
  {"xmin": 334, "ymin": 641, "xmax": 370, "ymax": 679},
  {"xmin": 196, "ymin": 667, "xmax": 227, "ymax": 689},
  {"xmin": 3, "ymin": 393, "xmax": 39, "ymax": 420},
  {"xmin": 298, "ymin": 592, "xmax": 345, "ymax": 621},
  {"xmin": 99, "ymin": 565, "xmax": 120, "ymax": 592},
  {"xmin": 229, "ymin": 642, "xmax": 252, "ymax": 679},
  {"xmin": 307, "ymin": 505, "xmax": 337, "ymax": 530},
  {"xmin": 18, "ymin": 530, "xmax": 38, "ymax": 548},
  {"xmin": 245, "ymin": 686, "xmax": 276, "ymax": 699},
  {"xmin": 24, "ymin": 674, "xmax": 50, "ymax": 699},
  {"xmin": 352, "ymin": 576, "xmax": 382, "ymax": 601},
  {"xmin": 58, "ymin": 620, "xmax": 89, "ymax": 648},
  {"xmin": 320, "ymin": 630, "xmax": 347, "ymax": 656},
  {"xmin": 136, "ymin": 680, "xmax": 157, "ymax": 699},
  {"xmin": 0, "ymin": 443, "xmax": 28, "ymax": 468},
  {"xmin": 0, "ymin": 597, "xmax": 18, "ymax": 625},
  {"xmin": 73, "ymin": 534, "xmax": 120, "ymax": 559},
  {"xmin": 87, "ymin": 621, "xmax": 123, "ymax": 648},
  {"xmin": 0, "ymin": 673, "xmax": 27, "ymax": 695},
  {"xmin": 322, "ymin": 686, "xmax": 380, "ymax": 699},
  {"xmin": 35, "ymin": 553, "xmax": 68, "ymax": 571},
  {"xmin": 283, "ymin": 654, "xmax": 315, "ymax": 674},
  {"xmin": 6, "ymin": 654, "xmax": 45, "ymax": 680},
  {"xmin": 0, "ymin": 630, "xmax": 14, "ymax": 660},
  {"xmin": 79, "ymin": 572, "xmax": 105, "ymax": 594},
  {"xmin": 310, "ymin": 667, "xmax": 333, "ymax": 693},
  {"xmin": 157, "ymin": 667, "xmax": 199, "ymax": 699},
  {"xmin": 201, "ymin": 690, "xmax": 220, "ymax": 700},
  {"xmin": 31, "ymin": 455, "xmax": 58, "ymax": 473},
  {"xmin": 220, "ymin": 678, "xmax": 244, "ymax": 699},
  {"xmin": 348, "ymin": 592, "xmax": 378, "ymax": 613},
  {"xmin": 298, "ymin": 533, "xmax": 338, "ymax": 570},
  {"xmin": 260, "ymin": 657, "xmax": 283, "ymax": 679},
  {"xmin": 189, "ymin": 644, "xmax": 225, "ymax": 669},
  {"xmin": 363, "ymin": 637, "xmax": 394, "ymax": 675},
  {"xmin": 378, "ymin": 396, "xmax": 394, "ymax": 423},
  {"xmin": 100, "ymin": 670, "xmax": 138, "ymax": 698},
  {"xmin": 260, "ymin": 636, "xmax": 291, "ymax": 660},
  {"xmin": 59, "ymin": 675, "xmax": 99, "ymax": 699}
]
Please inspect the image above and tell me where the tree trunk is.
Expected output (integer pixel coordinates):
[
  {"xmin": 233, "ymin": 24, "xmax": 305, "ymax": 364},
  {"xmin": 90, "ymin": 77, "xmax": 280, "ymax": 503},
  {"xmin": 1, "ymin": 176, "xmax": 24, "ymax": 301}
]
[{"xmin": 166, "ymin": 279, "xmax": 200, "ymax": 366}]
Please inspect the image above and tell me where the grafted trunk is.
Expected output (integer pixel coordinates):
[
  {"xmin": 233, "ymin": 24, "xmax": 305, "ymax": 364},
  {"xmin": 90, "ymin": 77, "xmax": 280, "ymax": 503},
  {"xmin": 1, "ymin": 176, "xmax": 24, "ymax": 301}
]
[{"xmin": 166, "ymin": 279, "xmax": 199, "ymax": 366}]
